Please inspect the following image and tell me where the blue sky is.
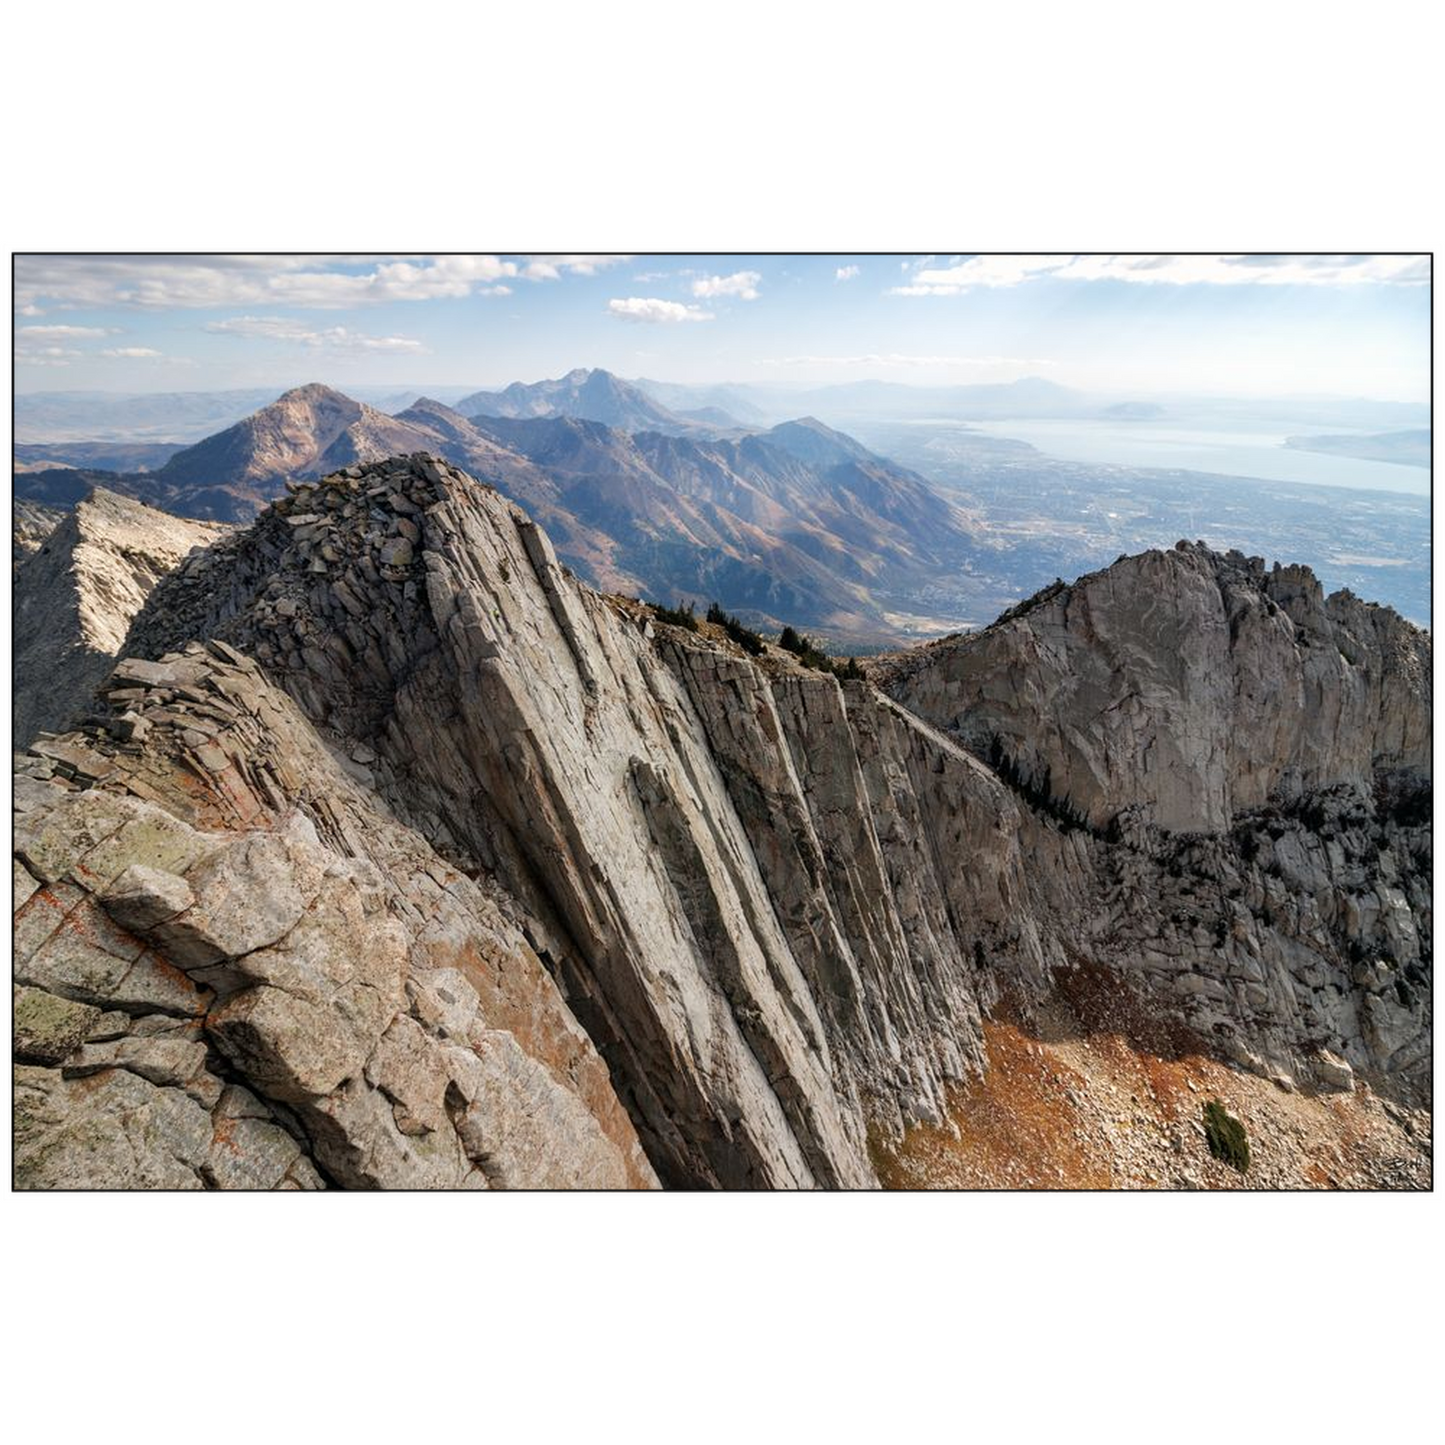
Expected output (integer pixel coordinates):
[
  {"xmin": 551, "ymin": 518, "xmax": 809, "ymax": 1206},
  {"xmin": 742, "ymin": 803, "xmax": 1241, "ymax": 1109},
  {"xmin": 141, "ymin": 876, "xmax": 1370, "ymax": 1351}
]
[{"xmin": 13, "ymin": 253, "xmax": 1431, "ymax": 400}]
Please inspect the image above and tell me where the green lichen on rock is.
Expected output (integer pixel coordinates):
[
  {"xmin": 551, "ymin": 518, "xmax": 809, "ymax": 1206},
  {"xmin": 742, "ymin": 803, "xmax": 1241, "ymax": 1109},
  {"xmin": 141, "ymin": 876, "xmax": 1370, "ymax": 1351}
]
[
  {"xmin": 13, "ymin": 986, "xmax": 104, "ymax": 1065},
  {"xmin": 1203, "ymin": 1099, "xmax": 1250, "ymax": 1173}
]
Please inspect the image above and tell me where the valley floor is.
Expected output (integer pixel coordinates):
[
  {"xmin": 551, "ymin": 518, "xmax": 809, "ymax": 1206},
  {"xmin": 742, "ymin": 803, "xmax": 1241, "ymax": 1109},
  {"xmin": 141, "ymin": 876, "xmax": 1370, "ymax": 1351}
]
[{"xmin": 875, "ymin": 972, "xmax": 1431, "ymax": 1191}]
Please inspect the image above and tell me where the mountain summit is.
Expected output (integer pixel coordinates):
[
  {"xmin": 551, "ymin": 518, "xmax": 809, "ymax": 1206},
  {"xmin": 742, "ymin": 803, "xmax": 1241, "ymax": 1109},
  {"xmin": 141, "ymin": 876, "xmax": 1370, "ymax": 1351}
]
[
  {"xmin": 456, "ymin": 367, "xmax": 719, "ymax": 433},
  {"xmin": 149, "ymin": 384, "xmax": 444, "ymax": 517}
]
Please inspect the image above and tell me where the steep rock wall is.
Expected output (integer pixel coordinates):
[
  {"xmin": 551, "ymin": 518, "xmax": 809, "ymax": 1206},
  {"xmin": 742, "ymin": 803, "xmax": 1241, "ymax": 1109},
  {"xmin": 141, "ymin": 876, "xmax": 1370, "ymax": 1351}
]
[
  {"xmin": 25, "ymin": 460, "xmax": 1426, "ymax": 1189},
  {"xmin": 880, "ymin": 544, "xmax": 1430, "ymax": 834}
]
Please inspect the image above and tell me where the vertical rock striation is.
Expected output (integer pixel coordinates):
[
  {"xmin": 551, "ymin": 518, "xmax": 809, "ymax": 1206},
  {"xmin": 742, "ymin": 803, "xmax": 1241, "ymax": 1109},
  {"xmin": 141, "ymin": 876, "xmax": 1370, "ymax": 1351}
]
[{"xmin": 15, "ymin": 464, "xmax": 1430, "ymax": 1188}]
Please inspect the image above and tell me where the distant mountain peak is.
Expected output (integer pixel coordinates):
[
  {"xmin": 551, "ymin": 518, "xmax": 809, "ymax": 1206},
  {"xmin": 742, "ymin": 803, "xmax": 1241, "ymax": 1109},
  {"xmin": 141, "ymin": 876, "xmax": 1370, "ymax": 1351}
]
[
  {"xmin": 763, "ymin": 417, "xmax": 877, "ymax": 467},
  {"xmin": 405, "ymin": 395, "xmax": 460, "ymax": 417},
  {"xmin": 276, "ymin": 381, "xmax": 354, "ymax": 406},
  {"xmin": 456, "ymin": 367, "xmax": 701, "ymax": 435}
]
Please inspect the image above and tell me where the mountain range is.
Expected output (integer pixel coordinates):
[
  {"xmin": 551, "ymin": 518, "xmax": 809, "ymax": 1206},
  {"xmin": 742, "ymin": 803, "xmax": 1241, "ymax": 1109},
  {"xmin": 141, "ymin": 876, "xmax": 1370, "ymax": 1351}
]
[
  {"xmin": 15, "ymin": 368, "xmax": 1433, "ymax": 641},
  {"xmin": 13, "ymin": 376, "xmax": 996, "ymax": 640},
  {"xmin": 1284, "ymin": 428, "xmax": 1431, "ymax": 468}
]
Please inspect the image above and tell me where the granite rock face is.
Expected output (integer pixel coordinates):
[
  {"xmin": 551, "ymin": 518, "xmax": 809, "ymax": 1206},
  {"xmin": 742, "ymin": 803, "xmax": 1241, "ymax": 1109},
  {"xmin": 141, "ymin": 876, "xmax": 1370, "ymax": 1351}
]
[
  {"xmin": 14, "ymin": 460, "xmax": 1431, "ymax": 1188},
  {"xmin": 12, "ymin": 488, "xmax": 231, "ymax": 747}
]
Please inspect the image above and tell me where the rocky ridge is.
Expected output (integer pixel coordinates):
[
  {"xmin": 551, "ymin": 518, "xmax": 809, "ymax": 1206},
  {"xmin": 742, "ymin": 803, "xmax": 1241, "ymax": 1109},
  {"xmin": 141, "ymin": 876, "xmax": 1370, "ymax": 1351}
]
[
  {"xmin": 13, "ymin": 497, "xmax": 64, "ymax": 571},
  {"xmin": 13, "ymin": 458, "xmax": 1432, "ymax": 1188},
  {"xmin": 12, "ymin": 489, "xmax": 231, "ymax": 747},
  {"xmin": 115, "ymin": 454, "xmax": 1051, "ymax": 1185},
  {"xmin": 877, "ymin": 544, "xmax": 1430, "ymax": 833},
  {"xmin": 14, "ymin": 643, "xmax": 655, "ymax": 1189},
  {"xmin": 876, "ymin": 545, "xmax": 1432, "ymax": 1097}
]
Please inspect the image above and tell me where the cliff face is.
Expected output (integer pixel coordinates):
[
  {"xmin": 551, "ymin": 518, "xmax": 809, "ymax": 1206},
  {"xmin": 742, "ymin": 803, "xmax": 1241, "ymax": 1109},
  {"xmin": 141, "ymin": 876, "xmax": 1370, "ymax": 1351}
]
[
  {"xmin": 14, "ymin": 459, "xmax": 1432, "ymax": 1189},
  {"xmin": 878, "ymin": 545, "xmax": 1430, "ymax": 834},
  {"xmin": 12, "ymin": 489, "xmax": 231, "ymax": 747},
  {"xmin": 116, "ymin": 455, "xmax": 1044, "ymax": 1185},
  {"xmin": 879, "ymin": 544, "xmax": 1432, "ymax": 1092}
]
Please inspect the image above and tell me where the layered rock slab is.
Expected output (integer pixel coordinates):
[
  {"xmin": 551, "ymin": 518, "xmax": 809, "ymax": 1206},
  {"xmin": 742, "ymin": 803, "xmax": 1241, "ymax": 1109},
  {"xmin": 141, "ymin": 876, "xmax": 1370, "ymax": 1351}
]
[
  {"xmin": 13, "ymin": 644, "xmax": 656, "ymax": 1190},
  {"xmin": 120, "ymin": 456, "xmax": 1043, "ymax": 1186}
]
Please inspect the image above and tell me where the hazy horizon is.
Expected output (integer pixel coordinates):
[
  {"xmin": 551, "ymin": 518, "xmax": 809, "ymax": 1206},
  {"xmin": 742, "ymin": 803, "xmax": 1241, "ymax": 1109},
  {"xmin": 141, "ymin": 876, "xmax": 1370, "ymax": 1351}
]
[
  {"xmin": 13, "ymin": 253, "xmax": 1432, "ymax": 403},
  {"xmin": 12, "ymin": 372, "xmax": 1436, "ymax": 409}
]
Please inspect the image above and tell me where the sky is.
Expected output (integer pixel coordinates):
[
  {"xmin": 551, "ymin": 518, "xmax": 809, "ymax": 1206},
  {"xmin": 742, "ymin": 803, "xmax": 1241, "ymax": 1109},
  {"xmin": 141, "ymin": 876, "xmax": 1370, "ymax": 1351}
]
[{"xmin": 12, "ymin": 253, "xmax": 1432, "ymax": 401}]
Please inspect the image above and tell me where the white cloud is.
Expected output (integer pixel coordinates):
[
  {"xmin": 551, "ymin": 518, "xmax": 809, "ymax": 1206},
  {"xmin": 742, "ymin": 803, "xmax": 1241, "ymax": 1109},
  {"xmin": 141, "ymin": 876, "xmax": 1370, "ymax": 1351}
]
[
  {"xmin": 19, "ymin": 323, "xmax": 117, "ymax": 338},
  {"xmin": 527, "ymin": 254, "xmax": 631, "ymax": 279},
  {"xmin": 835, "ymin": 265, "xmax": 861, "ymax": 281},
  {"xmin": 101, "ymin": 347, "xmax": 164, "ymax": 359},
  {"xmin": 691, "ymin": 270, "xmax": 761, "ymax": 300},
  {"xmin": 480, "ymin": 285, "xmax": 513, "ymax": 297},
  {"xmin": 15, "ymin": 343, "xmax": 81, "ymax": 366},
  {"xmin": 13, "ymin": 253, "xmax": 628, "ymax": 312},
  {"xmin": 205, "ymin": 316, "xmax": 425, "ymax": 352},
  {"xmin": 607, "ymin": 297, "xmax": 714, "ymax": 324},
  {"xmin": 891, "ymin": 253, "xmax": 1431, "ymax": 293},
  {"xmin": 523, "ymin": 254, "xmax": 632, "ymax": 282},
  {"xmin": 892, "ymin": 255, "xmax": 1075, "ymax": 294},
  {"xmin": 206, "ymin": 316, "xmax": 318, "ymax": 341}
]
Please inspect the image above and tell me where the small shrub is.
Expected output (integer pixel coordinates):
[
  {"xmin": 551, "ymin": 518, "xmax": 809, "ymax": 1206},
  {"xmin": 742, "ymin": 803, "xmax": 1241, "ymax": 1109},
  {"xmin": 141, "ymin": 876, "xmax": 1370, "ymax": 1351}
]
[
  {"xmin": 777, "ymin": 622, "xmax": 862, "ymax": 679},
  {"xmin": 651, "ymin": 599, "xmax": 699, "ymax": 632},
  {"xmin": 1202, "ymin": 1099, "xmax": 1250, "ymax": 1173},
  {"xmin": 706, "ymin": 601, "xmax": 765, "ymax": 656}
]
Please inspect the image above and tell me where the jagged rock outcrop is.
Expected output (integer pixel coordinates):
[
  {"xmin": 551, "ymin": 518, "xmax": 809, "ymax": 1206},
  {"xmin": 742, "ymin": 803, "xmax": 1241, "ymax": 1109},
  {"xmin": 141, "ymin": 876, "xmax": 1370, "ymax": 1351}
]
[
  {"xmin": 13, "ymin": 497, "xmax": 64, "ymax": 571},
  {"xmin": 14, "ymin": 463, "xmax": 1431, "ymax": 1188},
  {"xmin": 12, "ymin": 489, "xmax": 230, "ymax": 747},
  {"xmin": 878, "ymin": 544, "xmax": 1430, "ymax": 834},
  {"xmin": 878, "ymin": 542, "xmax": 1432, "ymax": 1093},
  {"xmin": 115, "ymin": 455, "xmax": 1040, "ymax": 1185},
  {"xmin": 13, "ymin": 644, "xmax": 656, "ymax": 1190}
]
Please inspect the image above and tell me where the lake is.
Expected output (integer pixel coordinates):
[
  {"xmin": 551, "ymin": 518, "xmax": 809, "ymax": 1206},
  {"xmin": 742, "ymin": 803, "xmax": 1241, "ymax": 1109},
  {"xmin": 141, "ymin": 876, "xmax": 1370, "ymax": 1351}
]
[{"xmin": 960, "ymin": 420, "xmax": 1430, "ymax": 497}]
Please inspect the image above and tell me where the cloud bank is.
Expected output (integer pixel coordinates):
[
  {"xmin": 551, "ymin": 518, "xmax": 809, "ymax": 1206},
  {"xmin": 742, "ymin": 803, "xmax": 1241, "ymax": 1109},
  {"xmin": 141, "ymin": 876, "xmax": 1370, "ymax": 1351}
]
[
  {"xmin": 607, "ymin": 297, "xmax": 714, "ymax": 323},
  {"xmin": 206, "ymin": 316, "xmax": 425, "ymax": 352},
  {"xmin": 13, "ymin": 254, "xmax": 629, "ymax": 312},
  {"xmin": 19, "ymin": 323, "xmax": 117, "ymax": 338},
  {"xmin": 892, "ymin": 253, "xmax": 1431, "ymax": 294}
]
